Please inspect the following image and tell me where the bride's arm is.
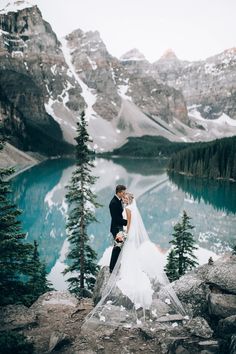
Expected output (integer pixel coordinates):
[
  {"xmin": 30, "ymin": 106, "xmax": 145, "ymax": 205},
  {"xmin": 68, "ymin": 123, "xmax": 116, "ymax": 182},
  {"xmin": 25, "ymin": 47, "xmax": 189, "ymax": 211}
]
[{"xmin": 125, "ymin": 208, "xmax": 131, "ymax": 233}]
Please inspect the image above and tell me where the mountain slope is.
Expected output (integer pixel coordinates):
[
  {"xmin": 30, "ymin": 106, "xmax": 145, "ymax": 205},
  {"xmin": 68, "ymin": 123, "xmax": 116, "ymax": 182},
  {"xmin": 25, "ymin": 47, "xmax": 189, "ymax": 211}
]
[
  {"xmin": 154, "ymin": 48, "xmax": 236, "ymax": 122},
  {"xmin": 0, "ymin": 1, "xmax": 235, "ymax": 158},
  {"xmin": 0, "ymin": 2, "xmax": 83, "ymax": 154}
]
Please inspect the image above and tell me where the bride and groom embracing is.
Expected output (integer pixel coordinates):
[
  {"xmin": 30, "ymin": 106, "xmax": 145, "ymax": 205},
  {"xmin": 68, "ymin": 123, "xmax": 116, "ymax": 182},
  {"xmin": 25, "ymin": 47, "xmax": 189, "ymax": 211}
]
[
  {"xmin": 83, "ymin": 184, "xmax": 186, "ymax": 329},
  {"xmin": 109, "ymin": 184, "xmax": 133, "ymax": 273}
]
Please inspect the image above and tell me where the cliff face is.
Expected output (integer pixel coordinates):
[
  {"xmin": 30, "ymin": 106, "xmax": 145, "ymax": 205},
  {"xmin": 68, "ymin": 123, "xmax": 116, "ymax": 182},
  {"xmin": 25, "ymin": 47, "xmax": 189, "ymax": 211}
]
[
  {"xmin": 0, "ymin": 4, "xmax": 84, "ymax": 154},
  {"xmin": 65, "ymin": 30, "xmax": 189, "ymax": 125},
  {"xmin": 153, "ymin": 48, "xmax": 236, "ymax": 121}
]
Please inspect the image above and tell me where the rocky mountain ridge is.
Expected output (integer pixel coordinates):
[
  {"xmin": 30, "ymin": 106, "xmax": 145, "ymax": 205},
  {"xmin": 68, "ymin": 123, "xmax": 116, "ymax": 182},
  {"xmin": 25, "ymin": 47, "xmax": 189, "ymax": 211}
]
[
  {"xmin": 0, "ymin": 1, "xmax": 236, "ymax": 157},
  {"xmin": 0, "ymin": 3, "xmax": 82, "ymax": 154},
  {"xmin": 153, "ymin": 47, "xmax": 236, "ymax": 122}
]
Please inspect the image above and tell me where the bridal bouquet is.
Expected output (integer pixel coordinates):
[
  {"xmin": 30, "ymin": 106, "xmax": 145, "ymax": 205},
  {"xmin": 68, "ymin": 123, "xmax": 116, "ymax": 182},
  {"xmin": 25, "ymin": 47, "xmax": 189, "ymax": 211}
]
[{"xmin": 114, "ymin": 231, "xmax": 128, "ymax": 248}]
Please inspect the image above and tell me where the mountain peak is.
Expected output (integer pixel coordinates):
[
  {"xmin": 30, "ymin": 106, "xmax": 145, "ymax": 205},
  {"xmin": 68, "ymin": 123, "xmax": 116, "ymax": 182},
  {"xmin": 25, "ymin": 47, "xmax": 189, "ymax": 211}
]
[
  {"xmin": 160, "ymin": 49, "xmax": 178, "ymax": 60},
  {"xmin": 120, "ymin": 48, "xmax": 147, "ymax": 61},
  {"xmin": 0, "ymin": 0, "xmax": 35, "ymax": 14}
]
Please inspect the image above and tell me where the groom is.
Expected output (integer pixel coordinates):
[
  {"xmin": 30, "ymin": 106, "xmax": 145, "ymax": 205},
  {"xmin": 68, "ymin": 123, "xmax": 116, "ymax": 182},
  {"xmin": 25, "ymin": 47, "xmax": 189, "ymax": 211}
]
[{"xmin": 109, "ymin": 185, "xmax": 127, "ymax": 273}]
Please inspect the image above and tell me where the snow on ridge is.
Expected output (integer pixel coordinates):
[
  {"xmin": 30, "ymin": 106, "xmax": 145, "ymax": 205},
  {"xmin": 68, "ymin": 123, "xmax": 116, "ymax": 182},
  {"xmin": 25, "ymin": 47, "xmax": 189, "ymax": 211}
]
[
  {"xmin": 0, "ymin": 0, "xmax": 35, "ymax": 14},
  {"xmin": 120, "ymin": 57, "xmax": 145, "ymax": 62},
  {"xmin": 60, "ymin": 37, "xmax": 98, "ymax": 121},
  {"xmin": 87, "ymin": 55, "xmax": 97, "ymax": 70},
  {"xmin": 117, "ymin": 84, "xmax": 132, "ymax": 101},
  {"xmin": 189, "ymin": 106, "xmax": 236, "ymax": 127},
  {"xmin": 214, "ymin": 113, "xmax": 236, "ymax": 126}
]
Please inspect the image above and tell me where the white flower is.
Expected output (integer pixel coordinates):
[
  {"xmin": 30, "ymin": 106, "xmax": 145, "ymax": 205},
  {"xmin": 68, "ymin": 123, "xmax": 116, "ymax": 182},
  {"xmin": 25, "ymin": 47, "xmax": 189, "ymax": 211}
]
[{"xmin": 165, "ymin": 298, "xmax": 171, "ymax": 305}]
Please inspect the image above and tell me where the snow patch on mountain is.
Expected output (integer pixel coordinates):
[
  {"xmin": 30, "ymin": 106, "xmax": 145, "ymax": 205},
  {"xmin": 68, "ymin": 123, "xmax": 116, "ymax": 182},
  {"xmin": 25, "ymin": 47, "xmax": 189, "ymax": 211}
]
[
  {"xmin": 118, "ymin": 84, "xmax": 132, "ymax": 101},
  {"xmin": 188, "ymin": 105, "xmax": 236, "ymax": 139},
  {"xmin": 0, "ymin": 0, "xmax": 35, "ymax": 14},
  {"xmin": 60, "ymin": 37, "xmax": 98, "ymax": 121}
]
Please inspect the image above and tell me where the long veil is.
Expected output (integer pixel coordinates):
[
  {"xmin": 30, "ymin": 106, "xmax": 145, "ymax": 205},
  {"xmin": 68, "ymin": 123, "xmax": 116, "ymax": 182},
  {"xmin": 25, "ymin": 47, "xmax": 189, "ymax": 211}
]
[{"xmin": 82, "ymin": 199, "xmax": 186, "ymax": 330}]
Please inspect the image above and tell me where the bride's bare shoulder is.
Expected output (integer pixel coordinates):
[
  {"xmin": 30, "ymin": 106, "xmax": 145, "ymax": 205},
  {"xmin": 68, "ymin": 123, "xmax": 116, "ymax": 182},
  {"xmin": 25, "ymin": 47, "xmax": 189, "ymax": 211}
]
[{"xmin": 125, "ymin": 207, "xmax": 131, "ymax": 214}]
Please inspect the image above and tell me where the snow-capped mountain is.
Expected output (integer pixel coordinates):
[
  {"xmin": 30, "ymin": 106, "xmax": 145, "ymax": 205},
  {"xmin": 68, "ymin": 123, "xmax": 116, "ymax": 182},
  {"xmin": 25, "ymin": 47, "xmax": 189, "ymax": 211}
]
[
  {"xmin": 62, "ymin": 30, "xmax": 190, "ymax": 148},
  {"xmin": 153, "ymin": 48, "xmax": 236, "ymax": 124},
  {"xmin": 0, "ymin": 1, "xmax": 84, "ymax": 154},
  {"xmin": 0, "ymin": 1, "xmax": 235, "ymax": 156},
  {"xmin": 0, "ymin": 0, "xmax": 35, "ymax": 13}
]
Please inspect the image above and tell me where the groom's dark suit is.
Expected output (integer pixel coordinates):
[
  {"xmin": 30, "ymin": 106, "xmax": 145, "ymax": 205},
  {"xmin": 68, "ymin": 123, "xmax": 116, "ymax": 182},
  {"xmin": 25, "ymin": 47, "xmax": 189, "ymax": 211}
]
[{"xmin": 109, "ymin": 195, "xmax": 127, "ymax": 273}]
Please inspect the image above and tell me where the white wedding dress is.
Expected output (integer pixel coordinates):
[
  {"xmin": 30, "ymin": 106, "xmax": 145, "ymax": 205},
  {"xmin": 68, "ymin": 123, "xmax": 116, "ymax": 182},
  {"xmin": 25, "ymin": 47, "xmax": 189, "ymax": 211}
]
[{"xmin": 83, "ymin": 199, "xmax": 186, "ymax": 329}]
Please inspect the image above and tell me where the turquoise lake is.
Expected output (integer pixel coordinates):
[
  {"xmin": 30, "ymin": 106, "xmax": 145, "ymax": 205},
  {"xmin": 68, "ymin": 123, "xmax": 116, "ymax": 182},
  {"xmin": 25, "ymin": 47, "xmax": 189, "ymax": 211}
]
[{"xmin": 11, "ymin": 158, "xmax": 236, "ymax": 289}]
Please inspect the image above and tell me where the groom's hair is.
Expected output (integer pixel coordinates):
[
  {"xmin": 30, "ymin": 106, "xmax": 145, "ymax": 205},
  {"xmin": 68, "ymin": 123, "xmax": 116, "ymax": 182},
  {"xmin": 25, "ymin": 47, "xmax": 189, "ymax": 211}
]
[{"xmin": 116, "ymin": 185, "xmax": 126, "ymax": 193}]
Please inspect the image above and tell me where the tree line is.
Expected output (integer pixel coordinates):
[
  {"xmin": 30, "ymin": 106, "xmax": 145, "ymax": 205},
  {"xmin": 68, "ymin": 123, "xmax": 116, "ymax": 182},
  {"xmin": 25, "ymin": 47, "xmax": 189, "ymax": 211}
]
[{"xmin": 168, "ymin": 136, "xmax": 236, "ymax": 181}]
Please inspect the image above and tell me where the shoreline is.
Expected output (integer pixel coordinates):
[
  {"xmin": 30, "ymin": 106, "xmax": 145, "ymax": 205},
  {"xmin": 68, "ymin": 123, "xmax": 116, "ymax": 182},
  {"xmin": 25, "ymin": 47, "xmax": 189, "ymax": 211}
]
[{"xmin": 168, "ymin": 169, "xmax": 236, "ymax": 183}]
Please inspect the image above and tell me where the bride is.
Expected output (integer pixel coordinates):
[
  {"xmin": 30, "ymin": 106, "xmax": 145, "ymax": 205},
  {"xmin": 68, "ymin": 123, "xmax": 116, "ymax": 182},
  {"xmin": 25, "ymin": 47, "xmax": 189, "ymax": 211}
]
[{"xmin": 83, "ymin": 192, "xmax": 186, "ymax": 329}]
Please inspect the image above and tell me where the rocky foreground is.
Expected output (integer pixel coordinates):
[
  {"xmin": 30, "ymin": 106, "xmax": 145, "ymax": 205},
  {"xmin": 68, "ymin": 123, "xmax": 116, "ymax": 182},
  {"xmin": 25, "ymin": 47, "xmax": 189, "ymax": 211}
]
[{"xmin": 0, "ymin": 254, "xmax": 236, "ymax": 354}]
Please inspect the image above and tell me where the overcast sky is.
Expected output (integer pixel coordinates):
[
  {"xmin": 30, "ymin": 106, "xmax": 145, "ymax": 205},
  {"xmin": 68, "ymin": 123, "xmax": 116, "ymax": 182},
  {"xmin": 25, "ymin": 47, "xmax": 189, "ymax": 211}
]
[{"xmin": 2, "ymin": 0, "xmax": 236, "ymax": 62}]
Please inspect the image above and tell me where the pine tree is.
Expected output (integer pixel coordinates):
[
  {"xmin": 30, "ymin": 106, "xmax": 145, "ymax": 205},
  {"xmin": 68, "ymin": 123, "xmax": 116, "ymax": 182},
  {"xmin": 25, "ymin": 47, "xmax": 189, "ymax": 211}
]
[
  {"xmin": 0, "ymin": 139, "xmax": 51, "ymax": 306},
  {"xmin": 169, "ymin": 210, "xmax": 198, "ymax": 279},
  {"xmin": 25, "ymin": 240, "xmax": 53, "ymax": 305},
  {"xmin": 0, "ymin": 140, "xmax": 33, "ymax": 305},
  {"xmin": 64, "ymin": 111, "xmax": 100, "ymax": 297},
  {"xmin": 164, "ymin": 249, "xmax": 178, "ymax": 282}
]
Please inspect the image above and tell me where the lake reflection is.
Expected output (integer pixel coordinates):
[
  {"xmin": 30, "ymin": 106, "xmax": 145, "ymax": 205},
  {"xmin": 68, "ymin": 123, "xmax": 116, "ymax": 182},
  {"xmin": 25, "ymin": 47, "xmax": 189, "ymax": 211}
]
[{"xmin": 11, "ymin": 158, "xmax": 236, "ymax": 289}]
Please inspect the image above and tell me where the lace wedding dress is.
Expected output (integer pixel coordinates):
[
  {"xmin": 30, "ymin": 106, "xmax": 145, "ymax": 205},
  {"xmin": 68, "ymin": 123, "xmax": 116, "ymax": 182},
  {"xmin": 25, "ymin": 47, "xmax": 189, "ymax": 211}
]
[{"xmin": 83, "ymin": 199, "xmax": 186, "ymax": 329}]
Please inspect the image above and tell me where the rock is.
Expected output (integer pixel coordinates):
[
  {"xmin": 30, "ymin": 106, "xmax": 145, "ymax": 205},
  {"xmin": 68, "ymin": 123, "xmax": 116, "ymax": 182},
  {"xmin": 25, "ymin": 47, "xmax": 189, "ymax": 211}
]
[
  {"xmin": 208, "ymin": 293, "xmax": 236, "ymax": 318},
  {"xmin": 0, "ymin": 5, "xmax": 78, "ymax": 155},
  {"xmin": 218, "ymin": 315, "xmax": 236, "ymax": 336},
  {"xmin": 184, "ymin": 317, "xmax": 213, "ymax": 339},
  {"xmin": 48, "ymin": 331, "xmax": 70, "ymax": 352},
  {"xmin": 229, "ymin": 335, "xmax": 236, "ymax": 354},
  {"xmin": 154, "ymin": 47, "xmax": 236, "ymax": 122},
  {"xmin": 30, "ymin": 290, "xmax": 79, "ymax": 312},
  {"xmin": 0, "ymin": 304, "xmax": 37, "ymax": 331},
  {"xmin": 169, "ymin": 338, "xmax": 204, "ymax": 354},
  {"xmin": 198, "ymin": 340, "xmax": 219, "ymax": 353},
  {"xmin": 92, "ymin": 266, "xmax": 110, "ymax": 305},
  {"xmin": 173, "ymin": 274, "xmax": 209, "ymax": 316},
  {"xmin": 203, "ymin": 256, "xmax": 236, "ymax": 294}
]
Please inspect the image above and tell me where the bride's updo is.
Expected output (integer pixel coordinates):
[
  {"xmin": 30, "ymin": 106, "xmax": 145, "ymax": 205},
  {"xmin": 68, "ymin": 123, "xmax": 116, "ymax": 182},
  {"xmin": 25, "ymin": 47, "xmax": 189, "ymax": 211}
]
[{"xmin": 123, "ymin": 192, "xmax": 134, "ymax": 205}]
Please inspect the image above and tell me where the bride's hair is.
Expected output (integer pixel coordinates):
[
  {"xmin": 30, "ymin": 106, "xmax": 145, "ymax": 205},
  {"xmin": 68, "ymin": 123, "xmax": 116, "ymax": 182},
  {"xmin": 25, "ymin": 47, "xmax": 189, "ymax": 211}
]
[{"xmin": 124, "ymin": 192, "xmax": 134, "ymax": 205}]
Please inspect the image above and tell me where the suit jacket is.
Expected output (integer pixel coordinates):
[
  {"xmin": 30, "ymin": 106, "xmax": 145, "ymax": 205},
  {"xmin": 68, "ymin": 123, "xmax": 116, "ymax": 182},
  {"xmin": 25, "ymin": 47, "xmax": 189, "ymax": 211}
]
[{"xmin": 109, "ymin": 195, "xmax": 127, "ymax": 238}]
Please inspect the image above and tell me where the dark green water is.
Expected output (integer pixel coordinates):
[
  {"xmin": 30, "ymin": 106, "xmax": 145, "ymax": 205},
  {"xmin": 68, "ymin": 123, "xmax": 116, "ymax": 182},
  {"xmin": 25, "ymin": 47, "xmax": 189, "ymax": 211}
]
[{"xmin": 11, "ymin": 158, "xmax": 236, "ymax": 289}]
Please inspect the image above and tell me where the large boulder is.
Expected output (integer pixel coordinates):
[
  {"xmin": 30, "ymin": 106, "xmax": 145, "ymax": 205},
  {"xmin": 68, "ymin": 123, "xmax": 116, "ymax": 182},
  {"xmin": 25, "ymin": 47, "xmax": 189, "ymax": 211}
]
[
  {"xmin": 0, "ymin": 304, "xmax": 37, "ymax": 331},
  {"xmin": 184, "ymin": 316, "xmax": 213, "ymax": 339},
  {"xmin": 92, "ymin": 266, "xmax": 110, "ymax": 305},
  {"xmin": 208, "ymin": 294, "xmax": 236, "ymax": 318},
  {"xmin": 173, "ymin": 273, "xmax": 210, "ymax": 316},
  {"xmin": 173, "ymin": 254, "xmax": 236, "ymax": 319},
  {"xmin": 218, "ymin": 315, "xmax": 236, "ymax": 336},
  {"xmin": 197, "ymin": 255, "xmax": 236, "ymax": 294}
]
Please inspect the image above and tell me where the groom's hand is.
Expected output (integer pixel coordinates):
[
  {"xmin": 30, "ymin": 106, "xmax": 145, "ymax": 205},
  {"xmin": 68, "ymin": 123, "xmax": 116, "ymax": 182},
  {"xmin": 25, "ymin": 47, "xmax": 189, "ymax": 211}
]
[{"xmin": 115, "ymin": 233, "xmax": 124, "ymax": 242}]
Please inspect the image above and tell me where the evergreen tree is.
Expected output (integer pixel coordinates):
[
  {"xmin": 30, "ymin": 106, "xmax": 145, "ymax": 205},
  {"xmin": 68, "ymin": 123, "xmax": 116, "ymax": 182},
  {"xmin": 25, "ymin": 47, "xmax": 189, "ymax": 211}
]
[
  {"xmin": 64, "ymin": 111, "xmax": 100, "ymax": 297},
  {"xmin": 164, "ymin": 249, "xmax": 178, "ymax": 282},
  {"xmin": 0, "ymin": 140, "xmax": 33, "ymax": 305},
  {"xmin": 0, "ymin": 139, "xmax": 51, "ymax": 306},
  {"xmin": 25, "ymin": 240, "xmax": 53, "ymax": 305},
  {"xmin": 168, "ymin": 136, "xmax": 236, "ymax": 181},
  {"xmin": 168, "ymin": 210, "xmax": 198, "ymax": 279}
]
